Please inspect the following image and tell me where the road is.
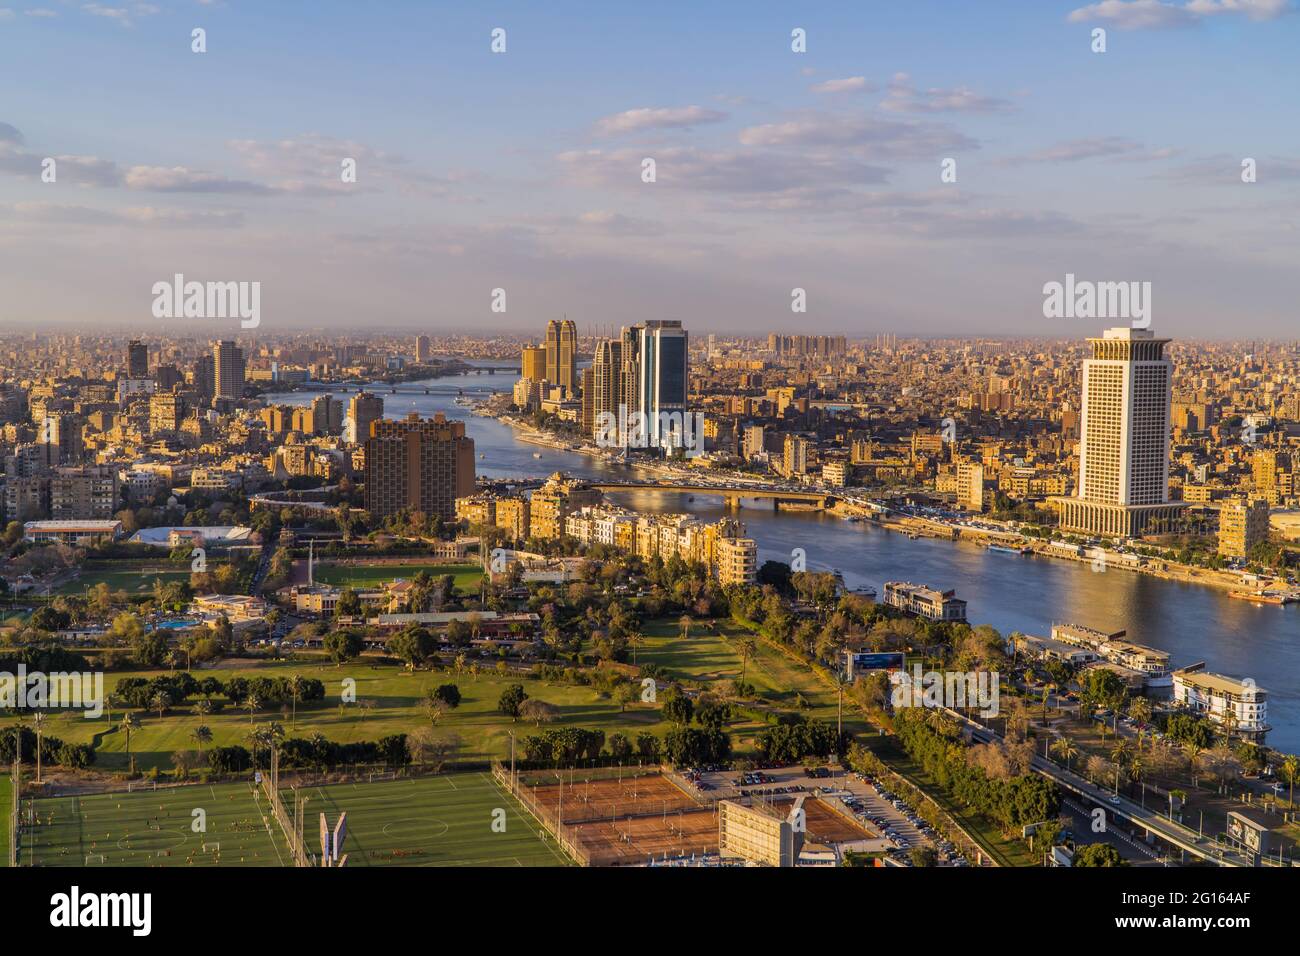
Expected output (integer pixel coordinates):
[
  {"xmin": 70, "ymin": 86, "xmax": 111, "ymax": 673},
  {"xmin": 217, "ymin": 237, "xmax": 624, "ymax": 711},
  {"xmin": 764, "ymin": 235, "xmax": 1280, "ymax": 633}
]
[{"xmin": 960, "ymin": 715, "xmax": 1254, "ymax": 866}]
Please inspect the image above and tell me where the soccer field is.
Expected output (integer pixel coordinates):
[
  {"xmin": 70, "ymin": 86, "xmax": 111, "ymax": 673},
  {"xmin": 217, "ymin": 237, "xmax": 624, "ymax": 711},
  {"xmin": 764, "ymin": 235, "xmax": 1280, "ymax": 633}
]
[
  {"xmin": 24, "ymin": 781, "xmax": 284, "ymax": 867},
  {"xmin": 23, "ymin": 773, "xmax": 570, "ymax": 867},
  {"xmin": 286, "ymin": 773, "xmax": 571, "ymax": 867}
]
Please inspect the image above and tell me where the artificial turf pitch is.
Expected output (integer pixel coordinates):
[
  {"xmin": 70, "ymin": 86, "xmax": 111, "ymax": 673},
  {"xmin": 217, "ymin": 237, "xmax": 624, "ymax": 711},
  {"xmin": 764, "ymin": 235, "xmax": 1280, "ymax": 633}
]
[
  {"xmin": 24, "ymin": 773, "xmax": 569, "ymax": 868},
  {"xmin": 287, "ymin": 773, "xmax": 571, "ymax": 867}
]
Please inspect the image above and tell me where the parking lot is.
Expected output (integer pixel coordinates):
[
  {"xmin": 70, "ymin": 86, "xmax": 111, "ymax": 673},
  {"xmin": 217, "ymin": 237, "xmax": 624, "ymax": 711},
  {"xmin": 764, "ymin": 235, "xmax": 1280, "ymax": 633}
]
[{"xmin": 686, "ymin": 764, "xmax": 972, "ymax": 866}]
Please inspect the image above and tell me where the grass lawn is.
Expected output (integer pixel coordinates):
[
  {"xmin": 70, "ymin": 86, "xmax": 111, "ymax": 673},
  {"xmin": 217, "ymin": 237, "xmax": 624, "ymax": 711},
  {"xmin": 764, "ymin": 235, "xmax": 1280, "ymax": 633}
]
[
  {"xmin": 285, "ymin": 772, "xmax": 570, "ymax": 866},
  {"xmin": 311, "ymin": 562, "xmax": 483, "ymax": 594},
  {"xmin": 635, "ymin": 617, "xmax": 867, "ymax": 744},
  {"xmin": 4, "ymin": 659, "xmax": 675, "ymax": 772},
  {"xmin": 51, "ymin": 567, "xmax": 199, "ymax": 597},
  {"xmin": 22, "ymin": 772, "xmax": 567, "ymax": 867},
  {"xmin": 24, "ymin": 780, "xmax": 282, "ymax": 867}
]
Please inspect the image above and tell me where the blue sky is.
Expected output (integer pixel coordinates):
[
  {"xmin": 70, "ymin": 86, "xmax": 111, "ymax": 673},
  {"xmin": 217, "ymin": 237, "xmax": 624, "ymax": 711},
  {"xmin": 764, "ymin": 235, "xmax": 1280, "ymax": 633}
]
[{"xmin": 1, "ymin": 0, "xmax": 1297, "ymax": 338}]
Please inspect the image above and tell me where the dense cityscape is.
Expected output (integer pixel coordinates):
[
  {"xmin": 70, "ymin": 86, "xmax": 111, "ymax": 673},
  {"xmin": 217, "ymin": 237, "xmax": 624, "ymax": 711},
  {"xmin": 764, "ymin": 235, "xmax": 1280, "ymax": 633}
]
[
  {"xmin": 5, "ymin": 0, "xmax": 1296, "ymax": 938},
  {"xmin": 1, "ymin": 321, "xmax": 1298, "ymax": 886}
]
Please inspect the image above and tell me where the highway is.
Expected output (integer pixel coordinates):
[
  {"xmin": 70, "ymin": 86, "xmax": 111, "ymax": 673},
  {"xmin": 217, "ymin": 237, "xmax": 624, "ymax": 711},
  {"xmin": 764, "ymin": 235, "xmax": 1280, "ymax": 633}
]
[{"xmin": 958, "ymin": 715, "xmax": 1256, "ymax": 867}]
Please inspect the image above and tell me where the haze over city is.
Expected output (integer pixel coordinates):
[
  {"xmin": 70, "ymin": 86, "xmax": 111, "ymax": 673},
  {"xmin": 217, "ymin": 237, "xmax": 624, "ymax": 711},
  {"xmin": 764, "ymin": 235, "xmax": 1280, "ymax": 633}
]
[{"xmin": 2, "ymin": 0, "xmax": 1298, "ymax": 337}]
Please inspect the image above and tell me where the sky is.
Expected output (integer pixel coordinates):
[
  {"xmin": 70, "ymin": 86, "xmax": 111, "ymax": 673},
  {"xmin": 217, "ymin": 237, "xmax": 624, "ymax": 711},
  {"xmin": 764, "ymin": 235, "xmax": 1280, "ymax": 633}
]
[{"xmin": 1, "ymin": 0, "xmax": 1297, "ymax": 339}]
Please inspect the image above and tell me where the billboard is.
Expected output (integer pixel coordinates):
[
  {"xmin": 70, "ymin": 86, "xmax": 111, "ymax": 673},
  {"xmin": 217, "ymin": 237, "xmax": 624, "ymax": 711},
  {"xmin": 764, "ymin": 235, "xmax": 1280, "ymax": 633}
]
[{"xmin": 847, "ymin": 651, "xmax": 906, "ymax": 677}]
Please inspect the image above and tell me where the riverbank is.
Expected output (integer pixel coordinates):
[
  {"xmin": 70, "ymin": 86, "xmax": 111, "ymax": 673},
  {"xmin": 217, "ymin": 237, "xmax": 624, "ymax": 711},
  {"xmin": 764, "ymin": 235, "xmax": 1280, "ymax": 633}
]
[{"xmin": 491, "ymin": 406, "xmax": 1292, "ymax": 600}]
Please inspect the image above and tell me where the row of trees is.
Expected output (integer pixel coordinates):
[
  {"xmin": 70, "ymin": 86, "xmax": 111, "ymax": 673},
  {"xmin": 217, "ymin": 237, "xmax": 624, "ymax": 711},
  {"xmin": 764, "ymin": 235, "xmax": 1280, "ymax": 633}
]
[
  {"xmin": 893, "ymin": 709, "xmax": 1060, "ymax": 836},
  {"xmin": 0, "ymin": 726, "xmax": 95, "ymax": 771}
]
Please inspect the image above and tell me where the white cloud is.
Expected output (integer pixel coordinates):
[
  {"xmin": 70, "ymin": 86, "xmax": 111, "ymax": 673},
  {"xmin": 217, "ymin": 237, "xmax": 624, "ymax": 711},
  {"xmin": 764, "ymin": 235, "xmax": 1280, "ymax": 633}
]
[
  {"xmin": 593, "ymin": 106, "xmax": 727, "ymax": 136},
  {"xmin": 738, "ymin": 111, "xmax": 977, "ymax": 157},
  {"xmin": 810, "ymin": 76, "xmax": 872, "ymax": 95},
  {"xmin": 1067, "ymin": 0, "xmax": 1289, "ymax": 29},
  {"xmin": 124, "ymin": 165, "xmax": 276, "ymax": 194},
  {"xmin": 6, "ymin": 201, "xmax": 243, "ymax": 227},
  {"xmin": 998, "ymin": 136, "xmax": 1148, "ymax": 164},
  {"xmin": 881, "ymin": 73, "xmax": 1013, "ymax": 114}
]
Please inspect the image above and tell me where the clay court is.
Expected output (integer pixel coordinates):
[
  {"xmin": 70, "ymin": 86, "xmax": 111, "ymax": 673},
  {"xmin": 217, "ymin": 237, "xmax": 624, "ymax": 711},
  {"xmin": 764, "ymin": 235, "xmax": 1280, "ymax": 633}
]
[
  {"xmin": 769, "ymin": 796, "xmax": 877, "ymax": 844},
  {"xmin": 513, "ymin": 771, "xmax": 716, "ymax": 865},
  {"xmin": 522, "ymin": 772, "xmax": 701, "ymax": 825},
  {"xmin": 570, "ymin": 806, "xmax": 718, "ymax": 865}
]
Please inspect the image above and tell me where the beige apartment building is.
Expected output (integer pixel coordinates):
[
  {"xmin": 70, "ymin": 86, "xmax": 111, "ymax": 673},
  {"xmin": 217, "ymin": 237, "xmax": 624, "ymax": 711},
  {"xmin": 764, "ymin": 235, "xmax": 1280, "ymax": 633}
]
[{"xmin": 1217, "ymin": 496, "xmax": 1270, "ymax": 559}]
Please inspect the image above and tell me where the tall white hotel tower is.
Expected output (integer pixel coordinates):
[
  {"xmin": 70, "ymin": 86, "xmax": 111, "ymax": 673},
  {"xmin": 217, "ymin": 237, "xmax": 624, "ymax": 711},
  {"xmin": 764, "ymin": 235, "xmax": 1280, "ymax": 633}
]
[{"xmin": 1053, "ymin": 326, "xmax": 1185, "ymax": 538}]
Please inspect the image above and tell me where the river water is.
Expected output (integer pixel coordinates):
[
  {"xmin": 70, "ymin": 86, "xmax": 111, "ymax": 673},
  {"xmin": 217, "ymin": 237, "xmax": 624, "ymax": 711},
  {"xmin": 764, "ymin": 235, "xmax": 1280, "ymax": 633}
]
[{"xmin": 268, "ymin": 366, "xmax": 1300, "ymax": 753}]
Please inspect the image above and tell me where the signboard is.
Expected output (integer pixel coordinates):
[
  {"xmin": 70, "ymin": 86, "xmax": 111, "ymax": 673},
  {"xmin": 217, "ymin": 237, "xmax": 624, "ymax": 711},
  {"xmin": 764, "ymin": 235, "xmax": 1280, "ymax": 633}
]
[
  {"xmin": 1227, "ymin": 812, "xmax": 1265, "ymax": 854},
  {"xmin": 847, "ymin": 651, "xmax": 906, "ymax": 677},
  {"xmin": 320, "ymin": 812, "xmax": 332, "ymax": 862}
]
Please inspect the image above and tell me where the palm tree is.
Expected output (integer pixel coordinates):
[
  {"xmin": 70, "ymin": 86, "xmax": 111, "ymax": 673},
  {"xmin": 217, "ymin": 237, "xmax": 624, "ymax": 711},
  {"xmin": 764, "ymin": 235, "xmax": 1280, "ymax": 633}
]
[
  {"xmin": 289, "ymin": 674, "xmax": 305, "ymax": 731},
  {"xmin": 150, "ymin": 690, "xmax": 171, "ymax": 720},
  {"xmin": 627, "ymin": 629, "xmax": 645, "ymax": 666},
  {"xmin": 1183, "ymin": 742, "xmax": 1203, "ymax": 788},
  {"xmin": 736, "ymin": 638, "xmax": 756, "ymax": 686},
  {"xmin": 244, "ymin": 693, "xmax": 261, "ymax": 725},
  {"xmin": 121, "ymin": 711, "xmax": 140, "ymax": 774},
  {"xmin": 32, "ymin": 712, "xmax": 46, "ymax": 784},
  {"xmin": 190, "ymin": 725, "xmax": 212, "ymax": 759},
  {"xmin": 1110, "ymin": 739, "xmax": 1132, "ymax": 769},
  {"xmin": 832, "ymin": 670, "xmax": 849, "ymax": 742},
  {"xmin": 1128, "ymin": 754, "xmax": 1146, "ymax": 791},
  {"xmin": 1282, "ymin": 755, "xmax": 1300, "ymax": 810},
  {"xmin": 1051, "ymin": 735, "xmax": 1078, "ymax": 771}
]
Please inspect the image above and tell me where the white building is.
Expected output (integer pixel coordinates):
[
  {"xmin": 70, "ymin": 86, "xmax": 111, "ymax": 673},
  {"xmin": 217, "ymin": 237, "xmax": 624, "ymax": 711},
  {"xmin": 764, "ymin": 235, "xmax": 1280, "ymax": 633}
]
[
  {"xmin": 1053, "ymin": 327, "xmax": 1185, "ymax": 537},
  {"xmin": 1172, "ymin": 664, "xmax": 1269, "ymax": 743}
]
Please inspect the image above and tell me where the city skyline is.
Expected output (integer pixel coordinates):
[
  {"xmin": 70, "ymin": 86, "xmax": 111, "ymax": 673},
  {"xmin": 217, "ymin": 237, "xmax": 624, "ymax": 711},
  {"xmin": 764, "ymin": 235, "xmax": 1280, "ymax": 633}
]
[
  {"xmin": 1, "ymin": 1, "xmax": 1298, "ymax": 337},
  {"xmin": 3, "ymin": 1, "xmax": 1300, "ymax": 901}
]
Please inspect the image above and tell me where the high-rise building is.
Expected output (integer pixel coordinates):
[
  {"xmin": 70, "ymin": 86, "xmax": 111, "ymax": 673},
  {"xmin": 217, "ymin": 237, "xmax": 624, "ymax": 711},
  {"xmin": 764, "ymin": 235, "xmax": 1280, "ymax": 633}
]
[
  {"xmin": 544, "ymin": 319, "xmax": 577, "ymax": 394},
  {"xmin": 783, "ymin": 434, "xmax": 809, "ymax": 477},
  {"xmin": 50, "ymin": 465, "xmax": 119, "ymax": 519},
  {"xmin": 521, "ymin": 345, "xmax": 546, "ymax": 383},
  {"xmin": 363, "ymin": 412, "xmax": 475, "ymax": 520},
  {"xmin": 310, "ymin": 394, "xmax": 344, "ymax": 435},
  {"xmin": 579, "ymin": 367, "xmax": 595, "ymax": 435},
  {"xmin": 590, "ymin": 338, "xmax": 624, "ymax": 437},
  {"xmin": 191, "ymin": 354, "xmax": 216, "ymax": 402},
  {"xmin": 345, "ymin": 391, "xmax": 384, "ymax": 444},
  {"xmin": 213, "ymin": 341, "xmax": 245, "ymax": 400},
  {"xmin": 154, "ymin": 363, "xmax": 183, "ymax": 391},
  {"xmin": 629, "ymin": 320, "xmax": 688, "ymax": 451},
  {"xmin": 957, "ymin": 459, "xmax": 986, "ymax": 513},
  {"xmin": 414, "ymin": 334, "xmax": 432, "ymax": 364},
  {"xmin": 127, "ymin": 340, "xmax": 148, "ymax": 378},
  {"xmin": 1053, "ymin": 327, "xmax": 1185, "ymax": 537},
  {"xmin": 41, "ymin": 413, "xmax": 83, "ymax": 465}
]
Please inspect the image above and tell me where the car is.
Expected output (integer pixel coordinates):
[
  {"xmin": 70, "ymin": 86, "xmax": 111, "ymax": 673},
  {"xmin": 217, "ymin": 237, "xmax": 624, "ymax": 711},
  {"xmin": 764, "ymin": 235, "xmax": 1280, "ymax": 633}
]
[{"xmin": 1108, "ymin": 795, "xmax": 1121, "ymax": 805}]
